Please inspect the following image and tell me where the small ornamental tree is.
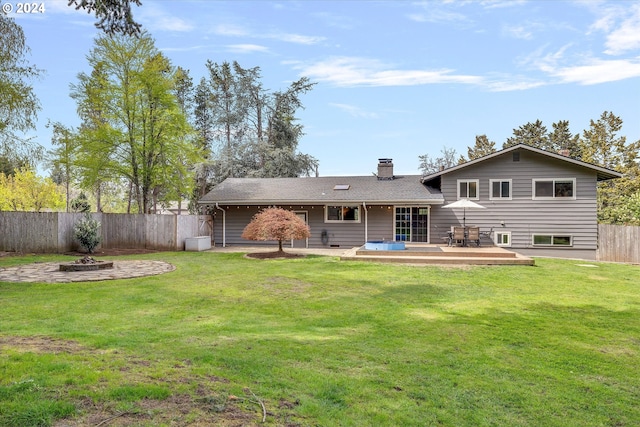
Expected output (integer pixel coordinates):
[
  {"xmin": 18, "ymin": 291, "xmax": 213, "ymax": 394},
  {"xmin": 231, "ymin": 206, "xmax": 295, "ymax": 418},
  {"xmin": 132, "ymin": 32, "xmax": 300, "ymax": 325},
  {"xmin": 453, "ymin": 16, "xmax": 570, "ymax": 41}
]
[
  {"xmin": 74, "ymin": 212, "xmax": 101, "ymax": 254},
  {"xmin": 70, "ymin": 192, "xmax": 91, "ymax": 213},
  {"xmin": 241, "ymin": 207, "xmax": 310, "ymax": 253}
]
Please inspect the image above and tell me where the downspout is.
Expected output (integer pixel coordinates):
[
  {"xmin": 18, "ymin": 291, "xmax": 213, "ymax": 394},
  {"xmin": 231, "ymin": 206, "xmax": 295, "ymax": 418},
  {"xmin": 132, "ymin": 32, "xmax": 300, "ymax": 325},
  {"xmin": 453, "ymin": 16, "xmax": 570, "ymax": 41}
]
[
  {"xmin": 363, "ymin": 202, "xmax": 368, "ymax": 243},
  {"xmin": 215, "ymin": 203, "xmax": 226, "ymax": 247}
]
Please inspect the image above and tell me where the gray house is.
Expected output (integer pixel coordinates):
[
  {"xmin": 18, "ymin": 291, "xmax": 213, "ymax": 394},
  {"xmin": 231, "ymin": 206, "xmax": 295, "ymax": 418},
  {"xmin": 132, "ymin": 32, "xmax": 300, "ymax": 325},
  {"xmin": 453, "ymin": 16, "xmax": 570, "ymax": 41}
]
[{"xmin": 199, "ymin": 144, "xmax": 621, "ymax": 259}]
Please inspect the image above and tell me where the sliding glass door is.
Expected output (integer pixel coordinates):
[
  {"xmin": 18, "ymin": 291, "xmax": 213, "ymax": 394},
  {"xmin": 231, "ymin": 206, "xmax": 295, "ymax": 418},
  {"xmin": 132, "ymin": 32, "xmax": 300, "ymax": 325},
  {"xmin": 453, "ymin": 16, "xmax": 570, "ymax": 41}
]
[{"xmin": 395, "ymin": 207, "xmax": 429, "ymax": 242}]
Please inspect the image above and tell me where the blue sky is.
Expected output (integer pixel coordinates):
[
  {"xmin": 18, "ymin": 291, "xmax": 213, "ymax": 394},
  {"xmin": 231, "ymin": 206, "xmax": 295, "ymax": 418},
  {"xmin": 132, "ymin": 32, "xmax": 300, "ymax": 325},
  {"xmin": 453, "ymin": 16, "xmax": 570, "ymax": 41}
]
[{"xmin": 11, "ymin": 0, "xmax": 640, "ymax": 176}]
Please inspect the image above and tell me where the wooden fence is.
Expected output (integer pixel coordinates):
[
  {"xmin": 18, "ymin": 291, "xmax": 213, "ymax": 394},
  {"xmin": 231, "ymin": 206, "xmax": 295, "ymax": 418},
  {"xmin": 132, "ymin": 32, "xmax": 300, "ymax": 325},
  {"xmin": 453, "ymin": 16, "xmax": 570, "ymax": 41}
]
[
  {"xmin": 0, "ymin": 212, "xmax": 212, "ymax": 253},
  {"xmin": 597, "ymin": 224, "xmax": 640, "ymax": 264}
]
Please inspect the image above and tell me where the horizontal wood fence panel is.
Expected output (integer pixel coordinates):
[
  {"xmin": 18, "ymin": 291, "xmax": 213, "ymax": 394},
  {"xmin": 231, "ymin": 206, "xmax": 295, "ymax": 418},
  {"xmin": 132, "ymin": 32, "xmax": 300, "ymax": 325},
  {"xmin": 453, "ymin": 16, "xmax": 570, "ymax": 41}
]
[
  {"xmin": 597, "ymin": 224, "xmax": 640, "ymax": 264},
  {"xmin": 0, "ymin": 212, "xmax": 211, "ymax": 253}
]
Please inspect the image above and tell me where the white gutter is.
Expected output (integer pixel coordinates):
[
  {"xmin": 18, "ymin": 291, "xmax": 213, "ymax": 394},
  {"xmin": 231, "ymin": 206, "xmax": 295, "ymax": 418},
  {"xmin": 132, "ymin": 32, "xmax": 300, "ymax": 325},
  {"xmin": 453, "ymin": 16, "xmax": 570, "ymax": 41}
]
[{"xmin": 215, "ymin": 203, "xmax": 226, "ymax": 247}]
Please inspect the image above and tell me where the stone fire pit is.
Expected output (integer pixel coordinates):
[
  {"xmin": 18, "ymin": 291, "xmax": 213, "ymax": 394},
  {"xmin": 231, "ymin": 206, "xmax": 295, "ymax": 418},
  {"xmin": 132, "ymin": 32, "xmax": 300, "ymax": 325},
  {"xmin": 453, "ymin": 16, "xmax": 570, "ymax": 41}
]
[{"xmin": 59, "ymin": 256, "xmax": 114, "ymax": 272}]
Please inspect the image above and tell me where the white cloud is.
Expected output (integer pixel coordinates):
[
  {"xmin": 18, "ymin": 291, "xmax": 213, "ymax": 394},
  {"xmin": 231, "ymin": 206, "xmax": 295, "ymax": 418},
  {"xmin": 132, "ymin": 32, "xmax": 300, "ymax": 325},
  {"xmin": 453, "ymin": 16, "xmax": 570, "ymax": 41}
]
[
  {"xmin": 480, "ymin": 0, "xmax": 528, "ymax": 9},
  {"xmin": 502, "ymin": 24, "xmax": 534, "ymax": 40},
  {"xmin": 548, "ymin": 58, "xmax": 640, "ymax": 85},
  {"xmin": 291, "ymin": 57, "xmax": 483, "ymax": 87},
  {"xmin": 213, "ymin": 25, "xmax": 324, "ymax": 45},
  {"xmin": 268, "ymin": 33, "xmax": 326, "ymax": 45},
  {"xmin": 137, "ymin": 3, "xmax": 193, "ymax": 32},
  {"xmin": 226, "ymin": 44, "xmax": 270, "ymax": 54},
  {"xmin": 329, "ymin": 103, "xmax": 379, "ymax": 119},
  {"xmin": 523, "ymin": 42, "xmax": 640, "ymax": 85},
  {"xmin": 485, "ymin": 77, "xmax": 546, "ymax": 92},
  {"xmin": 604, "ymin": 4, "xmax": 640, "ymax": 55},
  {"xmin": 214, "ymin": 24, "xmax": 248, "ymax": 37},
  {"xmin": 407, "ymin": 9, "xmax": 471, "ymax": 25},
  {"xmin": 160, "ymin": 45, "xmax": 206, "ymax": 53}
]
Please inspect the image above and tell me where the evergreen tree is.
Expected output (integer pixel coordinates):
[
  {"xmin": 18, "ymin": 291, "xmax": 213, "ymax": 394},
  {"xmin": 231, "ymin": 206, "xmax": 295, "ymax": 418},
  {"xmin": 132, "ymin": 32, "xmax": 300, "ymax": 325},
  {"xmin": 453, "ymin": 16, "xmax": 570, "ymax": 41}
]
[
  {"xmin": 68, "ymin": 0, "xmax": 142, "ymax": 36},
  {"xmin": 549, "ymin": 120, "xmax": 581, "ymax": 158},
  {"xmin": 503, "ymin": 120, "xmax": 549, "ymax": 150},
  {"xmin": 580, "ymin": 111, "xmax": 640, "ymax": 224},
  {"xmin": 465, "ymin": 135, "xmax": 497, "ymax": 161}
]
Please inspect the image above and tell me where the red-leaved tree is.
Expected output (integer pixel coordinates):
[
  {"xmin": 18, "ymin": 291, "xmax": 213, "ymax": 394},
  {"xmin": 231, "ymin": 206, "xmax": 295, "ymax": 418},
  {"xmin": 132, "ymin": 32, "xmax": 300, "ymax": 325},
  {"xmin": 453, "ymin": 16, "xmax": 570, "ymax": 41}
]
[{"xmin": 241, "ymin": 208, "xmax": 311, "ymax": 252}]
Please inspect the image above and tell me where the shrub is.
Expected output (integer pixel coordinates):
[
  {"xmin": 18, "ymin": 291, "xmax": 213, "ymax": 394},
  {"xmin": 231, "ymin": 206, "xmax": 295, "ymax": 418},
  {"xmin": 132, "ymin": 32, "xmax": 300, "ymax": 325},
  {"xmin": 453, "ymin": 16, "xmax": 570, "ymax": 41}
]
[{"xmin": 74, "ymin": 213, "xmax": 101, "ymax": 254}]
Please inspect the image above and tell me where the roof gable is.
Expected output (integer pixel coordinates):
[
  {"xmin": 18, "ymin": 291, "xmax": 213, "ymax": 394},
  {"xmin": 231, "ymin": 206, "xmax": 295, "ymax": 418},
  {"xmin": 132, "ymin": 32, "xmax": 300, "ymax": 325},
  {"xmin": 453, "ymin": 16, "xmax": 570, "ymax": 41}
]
[{"xmin": 421, "ymin": 144, "xmax": 623, "ymax": 183}]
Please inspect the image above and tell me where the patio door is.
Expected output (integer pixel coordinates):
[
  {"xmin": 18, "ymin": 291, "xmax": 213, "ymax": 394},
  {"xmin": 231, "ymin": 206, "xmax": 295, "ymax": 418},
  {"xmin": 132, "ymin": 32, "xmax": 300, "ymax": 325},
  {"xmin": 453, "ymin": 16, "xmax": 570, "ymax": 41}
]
[{"xmin": 395, "ymin": 207, "xmax": 429, "ymax": 242}]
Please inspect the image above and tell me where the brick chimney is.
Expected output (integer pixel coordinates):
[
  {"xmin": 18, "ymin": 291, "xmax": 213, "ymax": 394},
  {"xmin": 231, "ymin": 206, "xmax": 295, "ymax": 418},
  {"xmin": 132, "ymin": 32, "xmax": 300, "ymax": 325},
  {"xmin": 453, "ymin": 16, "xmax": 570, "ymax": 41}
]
[{"xmin": 377, "ymin": 158, "xmax": 394, "ymax": 180}]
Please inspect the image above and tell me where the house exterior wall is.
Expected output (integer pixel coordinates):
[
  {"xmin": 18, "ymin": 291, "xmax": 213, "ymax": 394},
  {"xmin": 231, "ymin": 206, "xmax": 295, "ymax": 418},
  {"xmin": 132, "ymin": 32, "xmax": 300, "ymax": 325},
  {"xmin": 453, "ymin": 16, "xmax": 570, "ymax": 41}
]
[
  {"xmin": 212, "ymin": 204, "xmax": 396, "ymax": 248},
  {"xmin": 430, "ymin": 149, "xmax": 599, "ymax": 254}
]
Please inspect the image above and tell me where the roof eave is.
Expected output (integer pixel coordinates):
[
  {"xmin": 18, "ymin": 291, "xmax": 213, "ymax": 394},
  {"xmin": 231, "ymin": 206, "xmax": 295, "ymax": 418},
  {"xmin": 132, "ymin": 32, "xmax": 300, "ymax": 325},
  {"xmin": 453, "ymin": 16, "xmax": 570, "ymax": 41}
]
[{"xmin": 198, "ymin": 199, "xmax": 444, "ymax": 206}]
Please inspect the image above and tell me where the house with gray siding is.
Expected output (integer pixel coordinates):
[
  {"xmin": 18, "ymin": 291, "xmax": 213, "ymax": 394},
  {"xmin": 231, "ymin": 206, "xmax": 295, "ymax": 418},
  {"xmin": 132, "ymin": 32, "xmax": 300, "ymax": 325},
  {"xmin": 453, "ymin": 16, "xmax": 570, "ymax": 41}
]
[{"xmin": 199, "ymin": 144, "xmax": 621, "ymax": 259}]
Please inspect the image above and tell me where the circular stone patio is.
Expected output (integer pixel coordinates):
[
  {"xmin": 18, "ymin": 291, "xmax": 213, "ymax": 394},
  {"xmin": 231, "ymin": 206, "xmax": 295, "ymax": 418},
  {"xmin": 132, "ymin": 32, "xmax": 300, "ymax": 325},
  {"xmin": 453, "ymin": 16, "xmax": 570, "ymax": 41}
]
[{"xmin": 0, "ymin": 260, "xmax": 175, "ymax": 283}]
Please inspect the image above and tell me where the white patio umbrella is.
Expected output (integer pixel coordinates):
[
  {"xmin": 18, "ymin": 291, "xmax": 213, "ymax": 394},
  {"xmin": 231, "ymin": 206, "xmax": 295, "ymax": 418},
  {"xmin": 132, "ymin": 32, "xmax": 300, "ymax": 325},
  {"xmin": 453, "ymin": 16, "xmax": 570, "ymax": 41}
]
[{"xmin": 441, "ymin": 198, "xmax": 486, "ymax": 227}]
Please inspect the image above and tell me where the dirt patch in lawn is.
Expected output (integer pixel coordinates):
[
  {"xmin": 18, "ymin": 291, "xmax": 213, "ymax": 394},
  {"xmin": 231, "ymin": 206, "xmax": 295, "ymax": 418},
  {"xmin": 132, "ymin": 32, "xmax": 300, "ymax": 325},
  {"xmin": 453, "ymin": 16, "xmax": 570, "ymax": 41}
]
[
  {"xmin": 0, "ymin": 335, "xmax": 88, "ymax": 354},
  {"xmin": 245, "ymin": 251, "xmax": 305, "ymax": 260},
  {"xmin": 2, "ymin": 335, "xmax": 299, "ymax": 427},
  {"xmin": 55, "ymin": 395, "xmax": 258, "ymax": 427}
]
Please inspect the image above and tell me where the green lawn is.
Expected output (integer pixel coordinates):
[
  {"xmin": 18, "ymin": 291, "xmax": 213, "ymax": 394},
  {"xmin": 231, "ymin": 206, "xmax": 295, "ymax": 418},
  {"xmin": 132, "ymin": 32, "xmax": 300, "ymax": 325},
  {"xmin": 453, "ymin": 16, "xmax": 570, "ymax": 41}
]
[{"xmin": 1, "ymin": 252, "xmax": 639, "ymax": 426}]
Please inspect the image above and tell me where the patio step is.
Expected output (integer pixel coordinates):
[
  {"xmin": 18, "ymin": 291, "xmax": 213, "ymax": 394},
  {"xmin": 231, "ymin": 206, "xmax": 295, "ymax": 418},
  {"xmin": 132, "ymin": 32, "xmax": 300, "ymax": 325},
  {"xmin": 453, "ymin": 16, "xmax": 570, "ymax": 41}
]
[
  {"xmin": 356, "ymin": 248, "xmax": 518, "ymax": 258},
  {"xmin": 342, "ymin": 245, "xmax": 534, "ymax": 266}
]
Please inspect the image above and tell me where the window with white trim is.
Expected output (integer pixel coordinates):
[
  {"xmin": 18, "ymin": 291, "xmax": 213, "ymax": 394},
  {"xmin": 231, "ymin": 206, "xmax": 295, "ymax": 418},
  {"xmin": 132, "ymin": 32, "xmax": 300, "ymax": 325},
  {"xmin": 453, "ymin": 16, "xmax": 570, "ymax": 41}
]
[
  {"xmin": 494, "ymin": 231, "xmax": 511, "ymax": 247},
  {"xmin": 325, "ymin": 205, "xmax": 360, "ymax": 222},
  {"xmin": 533, "ymin": 179, "xmax": 575, "ymax": 199},
  {"xmin": 490, "ymin": 179, "xmax": 512, "ymax": 200},
  {"xmin": 457, "ymin": 179, "xmax": 479, "ymax": 200},
  {"xmin": 532, "ymin": 235, "xmax": 572, "ymax": 246}
]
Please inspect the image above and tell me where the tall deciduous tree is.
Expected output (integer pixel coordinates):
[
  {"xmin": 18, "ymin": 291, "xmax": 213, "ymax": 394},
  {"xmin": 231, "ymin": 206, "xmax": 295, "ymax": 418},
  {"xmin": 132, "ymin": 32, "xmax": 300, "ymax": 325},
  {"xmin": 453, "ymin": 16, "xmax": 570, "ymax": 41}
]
[
  {"xmin": 241, "ymin": 207, "xmax": 310, "ymax": 253},
  {"xmin": 418, "ymin": 147, "xmax": 459, "ymax": 175},
  {"xmin": 71, "ymin": 32, "xmax": 201, "ymax": 213},
  {"xmin": 47, "ymin": 121, "xmax": 78, "ymax": 212},
  {"xmin": 0, "ymin": 14, "xmax": 43, "ymax": 163}
]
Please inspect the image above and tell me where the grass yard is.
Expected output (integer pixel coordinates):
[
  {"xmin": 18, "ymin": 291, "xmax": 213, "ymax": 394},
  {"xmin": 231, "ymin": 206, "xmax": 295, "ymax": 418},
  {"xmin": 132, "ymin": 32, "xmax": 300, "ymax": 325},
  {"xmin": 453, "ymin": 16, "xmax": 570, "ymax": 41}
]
[{"xmin": 1, "ymin": 252, "xmax": 639, "ymax": 426}]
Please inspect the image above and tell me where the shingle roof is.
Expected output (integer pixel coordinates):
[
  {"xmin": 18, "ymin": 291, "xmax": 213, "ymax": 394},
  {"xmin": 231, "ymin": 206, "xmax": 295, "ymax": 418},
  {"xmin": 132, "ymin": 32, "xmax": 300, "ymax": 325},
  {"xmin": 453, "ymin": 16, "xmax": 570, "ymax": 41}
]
[{"xmin": 199, "ymin": 175, "xmax": 444, "ymax": 205}]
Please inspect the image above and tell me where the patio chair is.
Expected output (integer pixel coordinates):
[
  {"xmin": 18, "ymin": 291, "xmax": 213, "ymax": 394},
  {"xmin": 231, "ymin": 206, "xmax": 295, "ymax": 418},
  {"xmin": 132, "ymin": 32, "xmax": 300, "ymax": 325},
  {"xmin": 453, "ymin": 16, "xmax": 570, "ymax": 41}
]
[
  {"xmin": 467, "ymin": 227, "xmax": 480, "ymax": 247},
  {"xmin": 452, "ymin": 226, "xmax": 466, "ymax": 246}
]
